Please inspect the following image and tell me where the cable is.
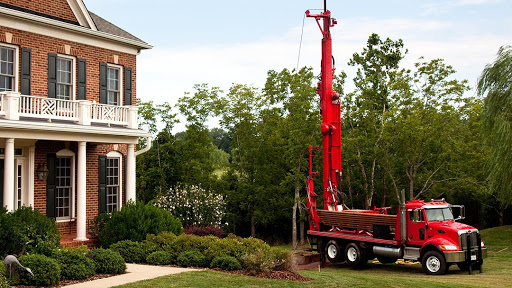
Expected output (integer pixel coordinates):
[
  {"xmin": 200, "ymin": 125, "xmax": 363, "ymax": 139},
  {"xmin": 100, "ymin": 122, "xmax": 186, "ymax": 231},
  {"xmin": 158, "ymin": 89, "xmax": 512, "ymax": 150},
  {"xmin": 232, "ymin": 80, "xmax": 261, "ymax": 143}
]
[{"xmin": 296, "ymin": 12, "xmax": 306, "ymax": 71}]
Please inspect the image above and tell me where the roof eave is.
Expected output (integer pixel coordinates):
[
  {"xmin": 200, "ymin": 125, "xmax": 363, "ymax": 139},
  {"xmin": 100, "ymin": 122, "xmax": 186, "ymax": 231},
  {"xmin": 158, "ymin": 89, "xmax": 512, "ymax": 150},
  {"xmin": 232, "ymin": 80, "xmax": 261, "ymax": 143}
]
[{"xmin": 0, "ymin": 6, "xmax": 152, "ymax": 50}]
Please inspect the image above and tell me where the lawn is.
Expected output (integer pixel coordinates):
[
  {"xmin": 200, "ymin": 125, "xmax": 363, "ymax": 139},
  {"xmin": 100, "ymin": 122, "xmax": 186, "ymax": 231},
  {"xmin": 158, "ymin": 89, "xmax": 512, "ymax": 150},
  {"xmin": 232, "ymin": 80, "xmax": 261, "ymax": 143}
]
[{"xmin": 115, "ymin": 226, "xmax": 512, "ymax": 288}]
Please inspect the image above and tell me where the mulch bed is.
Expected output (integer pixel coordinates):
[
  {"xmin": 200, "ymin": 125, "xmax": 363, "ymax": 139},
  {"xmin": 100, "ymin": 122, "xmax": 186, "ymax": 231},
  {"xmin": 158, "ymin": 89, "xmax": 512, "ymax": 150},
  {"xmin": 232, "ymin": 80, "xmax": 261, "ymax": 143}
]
[
  {"xmin": 13, "ymin": 273, "xmax": 115, "ymax": 287},
  {"xmin": 216, "ymin": 269, "xmax": 311, "ymax": 281}
]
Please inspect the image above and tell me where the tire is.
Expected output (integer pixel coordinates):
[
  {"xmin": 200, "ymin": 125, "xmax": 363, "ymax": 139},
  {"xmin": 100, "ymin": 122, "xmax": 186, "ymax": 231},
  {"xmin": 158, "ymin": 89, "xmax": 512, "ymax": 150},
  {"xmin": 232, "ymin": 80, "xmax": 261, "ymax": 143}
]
[
  {"xmin": 326, "ymin": 240, "xmax": 343, "ymax": 263},
  {"xmin": 377, "ymin": 256, "xmax": 396, "ymax": 264},
  {"xmin": 345, "ymin": 243, "xmax": 367, "ymax": 267},
  {"xmin": 422, "ymin": 251, "xmax": 447, "ymax": 275}
]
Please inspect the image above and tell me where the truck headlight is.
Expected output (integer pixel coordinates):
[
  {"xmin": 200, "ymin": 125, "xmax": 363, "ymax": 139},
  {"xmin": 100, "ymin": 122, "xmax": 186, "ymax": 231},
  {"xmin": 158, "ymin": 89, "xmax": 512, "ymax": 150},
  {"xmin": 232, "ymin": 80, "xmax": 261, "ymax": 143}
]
[{"xmin": 440, "ymin": 244, "xmax": 458, "ymax": 251}]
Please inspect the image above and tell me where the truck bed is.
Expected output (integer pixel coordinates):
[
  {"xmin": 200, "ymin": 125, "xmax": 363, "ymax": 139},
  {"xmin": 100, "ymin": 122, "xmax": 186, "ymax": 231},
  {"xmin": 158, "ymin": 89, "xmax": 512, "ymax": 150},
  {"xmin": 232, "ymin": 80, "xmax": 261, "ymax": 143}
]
[{"xmin": 317, "ymin": 209, "xmax": 397, "ymax": 232}]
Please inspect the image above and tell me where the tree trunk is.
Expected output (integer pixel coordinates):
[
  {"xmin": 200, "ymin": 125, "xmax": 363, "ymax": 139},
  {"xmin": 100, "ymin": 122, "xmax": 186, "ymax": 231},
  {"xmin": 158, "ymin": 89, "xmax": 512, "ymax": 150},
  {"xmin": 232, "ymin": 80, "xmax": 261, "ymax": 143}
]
[
  {"xmin": 292, "ymin": 198, "xmax": 298, "ymax": 250},
  {"xmin": 300, "ymin": 219, "xmax": 305, "ymax": 248},
  {"xmin": 499, "ymin": 205, "xmax": 505, "ymax": 226},
  {"xmin": 250, "ymin": 209, "xmax": 256, "ymax": 237}
]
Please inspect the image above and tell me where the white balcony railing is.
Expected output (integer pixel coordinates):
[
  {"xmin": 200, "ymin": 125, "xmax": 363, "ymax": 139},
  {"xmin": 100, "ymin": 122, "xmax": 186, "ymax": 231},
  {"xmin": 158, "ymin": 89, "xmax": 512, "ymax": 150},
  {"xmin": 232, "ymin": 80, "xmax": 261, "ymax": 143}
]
[
  {"xmin": 91, "ymin": 102, "xmax": 128, "ymax": 126},
  {"xmin": 19, "ymin": 94, "xmax": 79, "ymax": 121},
  {"xmin": 0, "ymin": 92, "xmax": 138, "ymax": 129}
]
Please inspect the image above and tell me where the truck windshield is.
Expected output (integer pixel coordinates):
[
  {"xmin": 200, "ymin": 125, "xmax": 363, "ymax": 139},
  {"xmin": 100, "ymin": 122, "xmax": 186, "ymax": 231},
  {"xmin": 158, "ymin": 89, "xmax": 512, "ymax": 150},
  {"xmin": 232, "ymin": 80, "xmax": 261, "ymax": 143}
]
[{"xmin": 425, "ymin": 208, "xmax": 454, "ymax": 221}]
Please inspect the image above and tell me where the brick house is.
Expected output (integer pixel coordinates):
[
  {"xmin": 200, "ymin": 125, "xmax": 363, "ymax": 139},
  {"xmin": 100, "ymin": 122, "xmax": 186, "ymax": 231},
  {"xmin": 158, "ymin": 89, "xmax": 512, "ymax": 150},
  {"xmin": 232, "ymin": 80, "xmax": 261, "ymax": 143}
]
[{"xmin": 0, "ymin": 0, "xmax": 151, "ymax": 245}]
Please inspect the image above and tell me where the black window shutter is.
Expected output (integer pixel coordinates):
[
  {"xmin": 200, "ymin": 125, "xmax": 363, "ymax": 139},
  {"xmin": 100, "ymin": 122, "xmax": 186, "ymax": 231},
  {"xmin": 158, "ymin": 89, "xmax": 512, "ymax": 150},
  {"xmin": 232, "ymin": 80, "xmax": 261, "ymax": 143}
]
[
  {"xmin": 48, "ymin": 53, "xmax": 57, "ymax": 98},
  {"xmin": 99, "ymin": 63, "xmax": 107, "ymax": 104},
  {"xmin": 21, "ymin": 48, "xmax": 31, "ymax": 95},
  {"xmin": 98, "ymin": 155, "xmax": 107, "ymax": 214},
  {"xmin": 77, "ymin": 59, "xmax": 87, "ymax": 100},
  {"xmin": 124, "ymin": 67, "xmax": 132, "ymax": 105},
  {"xmin": 0, "ymin": 159, "xmax": 4, "ymax": 208},
  {"xmin": 46, "ymin": 153, "xmax": 57, "ymax": 218}
]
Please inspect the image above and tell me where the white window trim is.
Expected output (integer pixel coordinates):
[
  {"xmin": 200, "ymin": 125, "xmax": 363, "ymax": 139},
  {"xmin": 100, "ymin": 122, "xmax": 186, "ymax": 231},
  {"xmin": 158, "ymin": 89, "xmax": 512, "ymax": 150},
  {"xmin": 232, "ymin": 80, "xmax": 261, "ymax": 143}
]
[
  {"xmin": 56, "ymin": 149, "xmax": 75, "ymax": 222},
  {"xmin": 106, "ymin": 64, "xmax": 123, "ymax": 105},
  {"xmin": 0, "ymin": 43, "xmax": 19, "ymax": 93},
  {"xmin": 106, "ymin": 150, "xmax": 123, "ymax": 210},
  {"xmin": 56, "ymin": 54, "xmax": 76, "ymax": 100}
]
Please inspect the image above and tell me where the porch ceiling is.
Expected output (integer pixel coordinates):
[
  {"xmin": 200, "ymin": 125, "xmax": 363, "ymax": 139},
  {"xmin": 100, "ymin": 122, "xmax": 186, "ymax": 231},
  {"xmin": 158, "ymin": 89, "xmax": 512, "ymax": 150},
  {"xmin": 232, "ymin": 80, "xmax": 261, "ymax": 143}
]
[{"xmin": 0, "ymin": 118, "xmax": 149, "ymax": 144}]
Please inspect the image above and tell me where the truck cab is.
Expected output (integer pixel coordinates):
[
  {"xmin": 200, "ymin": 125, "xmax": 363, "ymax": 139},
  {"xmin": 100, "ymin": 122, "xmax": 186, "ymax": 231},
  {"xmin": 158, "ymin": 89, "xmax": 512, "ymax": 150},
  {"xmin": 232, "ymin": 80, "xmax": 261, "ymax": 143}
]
[{"xmin": 399, "ymin": 199, "xmax": 487, "ymax": 274}]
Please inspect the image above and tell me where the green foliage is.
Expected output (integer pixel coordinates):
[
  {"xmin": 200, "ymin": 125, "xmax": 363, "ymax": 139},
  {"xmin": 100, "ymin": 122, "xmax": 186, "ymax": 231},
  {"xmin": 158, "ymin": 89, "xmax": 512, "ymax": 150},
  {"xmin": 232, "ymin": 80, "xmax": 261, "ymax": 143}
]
[
  {"xmin": 210, "ymin": 256, "xmax": 241, "ymax": 271},
  {"xmin": 144, "ymin": 232, "xmax": 177, "ymax": 254},
  {"xmin": 478, "ymin": 45, "xmax": 512, "ymax": 220},
  {"xmin": 51, "ymin": 248, "xmax": 95, "ymax": 280},
  {"xmin": 0, "ymin": 206, "xmax": 60, "ymax": 256},
  {"xmin": 240, "ymin": 249, "xmax": 273, "ymax": 274},
  {"xmin": 203, "ymin": 234, "xmax": 270, "ymax": 262},
  {"xmin": 88, "ymin": 211, "xmax": 111, "ymax": 242},
  {"xmin": 110, "ymin": 240, "xmax": 147, "ymax": 263},
  {"xmin": 155, "ymin": 184, "xmax": 226, "ymax": 227},
  {"xmin": 90, "ymin": 248, "xmax": 126, "ymax": 274},
  {"xmin": 269, "ymin": 247, "xmax": 294, "ymax": 271},
  {"xmin": 0, "ymin": 275, "xmax": 7, "ymax": 288},
  {"xmin": 168, "ymin": 234, "xmax": 218, "ymax": 259},
  {"xmin": 146, "ymin": 251, "xmax": 174, "ymax": 265},
  {"xmin": 98, "ymin": 201, "xmax": 182, "ymax": 248},
  {"xmin": 18, "ymin": 254, "xmax": 60, "ymax": 286},
  {"xmin": 176, "ymin": 250, "xmax": 209, "ymax": 268}
]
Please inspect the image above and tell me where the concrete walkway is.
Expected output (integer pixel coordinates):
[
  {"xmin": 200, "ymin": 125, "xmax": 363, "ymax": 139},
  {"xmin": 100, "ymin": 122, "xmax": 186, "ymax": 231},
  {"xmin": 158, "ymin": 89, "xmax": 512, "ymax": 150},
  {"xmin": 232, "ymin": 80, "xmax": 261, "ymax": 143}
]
[{"xmin": 64, "ymin": 264, "xmax": 199, "ymax": 288}]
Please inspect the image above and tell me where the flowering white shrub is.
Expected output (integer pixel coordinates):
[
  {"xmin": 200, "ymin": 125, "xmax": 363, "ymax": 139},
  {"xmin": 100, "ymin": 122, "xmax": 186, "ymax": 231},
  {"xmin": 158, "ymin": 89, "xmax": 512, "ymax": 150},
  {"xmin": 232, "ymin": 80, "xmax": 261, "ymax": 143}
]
[{"xmin": 155, "ymin": 184, "xmax": 226, "ymax": 227}]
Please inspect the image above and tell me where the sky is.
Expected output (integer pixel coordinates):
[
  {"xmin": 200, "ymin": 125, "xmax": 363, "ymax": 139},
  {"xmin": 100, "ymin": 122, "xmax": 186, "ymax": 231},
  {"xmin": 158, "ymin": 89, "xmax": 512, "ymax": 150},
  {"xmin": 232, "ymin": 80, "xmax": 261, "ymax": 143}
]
[{"xmin": 84, "ymin": 0, "xmax": 511, "ymax": 131}]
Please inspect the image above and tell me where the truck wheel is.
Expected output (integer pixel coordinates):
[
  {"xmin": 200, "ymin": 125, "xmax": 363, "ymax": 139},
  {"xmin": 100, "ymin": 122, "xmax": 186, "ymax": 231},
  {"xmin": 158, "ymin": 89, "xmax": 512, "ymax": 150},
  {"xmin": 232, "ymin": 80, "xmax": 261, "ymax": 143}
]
[
  {"xmin": 422, "ymin": 251, "xmax": 447, "ymax": 275},
  {"xmin": 326, "ymin": 240, "xmax": 342, "ymax": 263},
  {"xmin": 345, "ymin": 243, "xmax": 367, "ymax": 267}
]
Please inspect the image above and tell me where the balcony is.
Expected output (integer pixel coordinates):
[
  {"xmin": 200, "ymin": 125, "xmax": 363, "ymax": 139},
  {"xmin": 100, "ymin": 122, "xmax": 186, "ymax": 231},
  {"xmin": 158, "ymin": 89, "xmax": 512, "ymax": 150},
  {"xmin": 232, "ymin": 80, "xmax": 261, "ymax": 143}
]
[{"xmin": 0, "ymin": 92, "xmax": 137, "ymax": 129}]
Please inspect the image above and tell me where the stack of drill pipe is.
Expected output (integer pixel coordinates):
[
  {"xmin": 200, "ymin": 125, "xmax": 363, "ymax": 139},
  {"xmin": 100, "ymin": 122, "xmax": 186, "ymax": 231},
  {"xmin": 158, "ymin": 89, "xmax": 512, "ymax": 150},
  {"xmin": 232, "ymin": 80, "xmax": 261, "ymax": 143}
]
[{"xmin": 317, "ymin": 210, "xmax": 396, "ymax": 231}]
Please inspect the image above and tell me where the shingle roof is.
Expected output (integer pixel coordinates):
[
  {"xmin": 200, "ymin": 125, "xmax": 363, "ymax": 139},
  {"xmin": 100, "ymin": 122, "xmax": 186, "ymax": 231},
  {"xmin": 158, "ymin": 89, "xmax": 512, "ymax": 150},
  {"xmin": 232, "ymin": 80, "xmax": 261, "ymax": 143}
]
[{"xmin": 89, "ymin": 11, "xmax": 147, "ymax": 44}]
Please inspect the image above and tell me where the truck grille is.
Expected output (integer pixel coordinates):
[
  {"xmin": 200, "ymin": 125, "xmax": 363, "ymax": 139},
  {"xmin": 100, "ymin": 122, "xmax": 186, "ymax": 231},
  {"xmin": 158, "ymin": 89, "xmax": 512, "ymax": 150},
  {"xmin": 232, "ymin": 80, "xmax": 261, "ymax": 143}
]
[{"xmin": 459, "ymin": 230, "xmax": 479, "ymax": 250}]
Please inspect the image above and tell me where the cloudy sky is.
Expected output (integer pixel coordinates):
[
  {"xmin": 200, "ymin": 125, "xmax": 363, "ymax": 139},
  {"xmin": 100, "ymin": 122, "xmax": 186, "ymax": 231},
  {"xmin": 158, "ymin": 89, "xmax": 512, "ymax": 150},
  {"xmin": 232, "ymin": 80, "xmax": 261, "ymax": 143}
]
[{"xmin": 84, "ymin": 0, "xmax": 510, "ymax": 130}]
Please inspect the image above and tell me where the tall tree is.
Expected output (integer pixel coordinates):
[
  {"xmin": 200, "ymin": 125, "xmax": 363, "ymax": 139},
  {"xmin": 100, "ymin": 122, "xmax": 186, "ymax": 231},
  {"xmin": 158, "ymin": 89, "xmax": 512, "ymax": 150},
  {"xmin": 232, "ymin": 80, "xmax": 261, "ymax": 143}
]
[{"xmin": 477, "ymin": 45, "xmax": 512, "ymax": 225}]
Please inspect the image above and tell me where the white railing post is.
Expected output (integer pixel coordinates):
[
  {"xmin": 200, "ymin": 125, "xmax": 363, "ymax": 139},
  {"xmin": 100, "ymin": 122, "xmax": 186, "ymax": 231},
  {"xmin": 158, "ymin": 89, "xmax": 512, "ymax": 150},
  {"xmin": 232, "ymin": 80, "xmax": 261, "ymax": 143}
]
[
  {"xmin": 127, "ymin": 106, "xmax": 138, "ymax": 129},
  {"xmin": 77, "ymin": 100, "xmax": 92, "ymax": 126},
  {"xmin": 4, "ymin": 92, "xmax": 20, "ymax": 120}
]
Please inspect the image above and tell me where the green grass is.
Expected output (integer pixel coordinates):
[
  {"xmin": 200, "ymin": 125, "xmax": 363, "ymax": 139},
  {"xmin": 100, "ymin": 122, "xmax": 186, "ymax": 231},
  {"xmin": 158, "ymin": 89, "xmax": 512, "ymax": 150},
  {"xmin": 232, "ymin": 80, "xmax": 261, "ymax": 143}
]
[{"xmin": 116, "ymin": 226, "xmax": 512, "ymax": 288}]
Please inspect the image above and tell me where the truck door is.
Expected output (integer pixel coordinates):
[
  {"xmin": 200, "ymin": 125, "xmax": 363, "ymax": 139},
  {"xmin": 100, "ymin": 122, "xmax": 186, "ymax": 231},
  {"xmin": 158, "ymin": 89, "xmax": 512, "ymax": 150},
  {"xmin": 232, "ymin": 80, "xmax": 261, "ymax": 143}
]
[{"xmin": 407, "ymin": 209, "xmax": 427, "ymax": 246}]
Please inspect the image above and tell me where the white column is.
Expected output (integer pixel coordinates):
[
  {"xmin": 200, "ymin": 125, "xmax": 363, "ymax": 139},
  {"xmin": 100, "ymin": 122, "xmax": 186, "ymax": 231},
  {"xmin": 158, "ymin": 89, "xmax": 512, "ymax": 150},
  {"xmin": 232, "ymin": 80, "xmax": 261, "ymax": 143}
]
[
  {"xmin": 4, "ymin": 92, "xmax": 20, "ymax": 120},
  {"xmin": 75, "ymin": 141, "xmax": 88, "ymax": 241},
  {"xmin": 3, "ymin": 138, "xmax": 15, "ymax": 211},
  {"xmin": 126, "ymin": 144, "xmax": 136, "ymax": 203},
  {"xmin": 77, "ymin": 100, "xmax": 92, "ymax": 126},
  {"xmin": 27, "ymin": 146, "xmax": 35, "ymax": 207}
]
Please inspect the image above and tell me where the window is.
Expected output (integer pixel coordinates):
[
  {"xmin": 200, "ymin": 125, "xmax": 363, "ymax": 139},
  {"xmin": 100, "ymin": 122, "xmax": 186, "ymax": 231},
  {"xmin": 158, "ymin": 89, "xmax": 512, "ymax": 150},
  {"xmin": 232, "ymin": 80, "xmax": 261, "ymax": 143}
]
[
  {"xmin": 106, "ymin": 157, "xmax": 119, "ymax": 212},
  {"xmin": 56, "ymin": 156, "xmax": 72, "ymax": 218},
  {"xmin": 56, "ymin": 56, "xmax": 73, "ymax": 100},
  {"xmin": 16, "ymin": 163, "xmax": 22, "ymax": 209},
  {"xmin": 107, "ymin": 66, "xmax": 121, "ymax": 105},
  {"xmin": 0, "ymin": 45, "xmax": 15, "ymax": 92}
]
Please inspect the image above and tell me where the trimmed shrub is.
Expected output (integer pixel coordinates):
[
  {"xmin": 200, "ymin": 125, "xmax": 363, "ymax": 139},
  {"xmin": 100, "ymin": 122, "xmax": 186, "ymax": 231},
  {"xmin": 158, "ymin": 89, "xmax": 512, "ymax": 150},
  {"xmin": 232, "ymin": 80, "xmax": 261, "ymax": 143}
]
[
  {"xmin": 90, "ymin": 248, "xmax": 126, "ymax": 274},
  {"xmin": 176, "ymin": 251, "xmax": 208, "ymax": 267},
  {"xmin": 144, "ymin": 232, "xmax": 177, "ymax": 254},
  {"xmin": 88, "ymin": 212, "xmax": 111, "ymax": 241},
  {"xmin": 18, "ymin": 254, "xmax": 60, "ymax": 286},
  {"xmin": 0, "ymin": 206, "xmax": 60, "ymax": 256},
  {"xmin": 110, "ymin": 240, "xmax": 146, "ymax": 263},
  {"xmin": 0, "ymin": 275, "xmax": 7, "ymax": 288},
  {"xmin": 184, "ymin": 225, "xmax": 226, "ymax": 238},
  {"xmin": 203, "ymin": 234, "xmax": 270, "ymax": 262},
  {"xmin": 52, "ymin": 248, "xmax": 96, "ymax": 280},
  {"xmin": 147, "ymin": 251, "xmax": 173, "ymax": 265},
  {"xmin": 240, "ymin": 249, "xmax": 273, "ymax": 274},
  {"xmin": 270, "ymin": 247, "xmax": 294, "ymax": 271},
  {"xmin": 210, "ymin": 256, "xmax": 241, "ymax": 271},
  {"xmin": 168, "ymin": 234, "xmax": 217, "ymax": 259},
  {"xmin": 98, "ymin": 201, "xmax": 182, "ymax": 248}
]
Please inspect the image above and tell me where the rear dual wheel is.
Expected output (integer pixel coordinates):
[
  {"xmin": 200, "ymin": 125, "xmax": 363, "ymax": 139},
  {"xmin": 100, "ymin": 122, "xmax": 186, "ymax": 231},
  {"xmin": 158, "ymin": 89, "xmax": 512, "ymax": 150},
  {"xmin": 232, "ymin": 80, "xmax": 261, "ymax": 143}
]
[
  {"xmin": 326, "ymin": 240, "xmax": 344, "ymax": 263},
  {"xmin": 345, "ymin": 243, "xmax": 367, "ymax": 267}
]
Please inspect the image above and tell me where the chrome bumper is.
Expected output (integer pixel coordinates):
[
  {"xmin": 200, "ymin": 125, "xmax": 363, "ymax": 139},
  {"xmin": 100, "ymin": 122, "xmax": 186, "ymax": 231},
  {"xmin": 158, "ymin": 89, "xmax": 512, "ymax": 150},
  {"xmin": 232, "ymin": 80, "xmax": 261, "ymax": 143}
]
[{"xmin": 444, "ymin": 247, "xmax": 487, "ymax": 263}]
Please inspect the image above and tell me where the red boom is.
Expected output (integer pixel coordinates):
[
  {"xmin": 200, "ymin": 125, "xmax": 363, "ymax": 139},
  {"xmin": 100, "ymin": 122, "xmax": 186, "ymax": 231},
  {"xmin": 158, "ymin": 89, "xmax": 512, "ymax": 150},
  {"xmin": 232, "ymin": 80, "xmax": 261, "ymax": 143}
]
[{"xmin": 306, "ymin": 5, "xmax": 342, "ymax": 231}]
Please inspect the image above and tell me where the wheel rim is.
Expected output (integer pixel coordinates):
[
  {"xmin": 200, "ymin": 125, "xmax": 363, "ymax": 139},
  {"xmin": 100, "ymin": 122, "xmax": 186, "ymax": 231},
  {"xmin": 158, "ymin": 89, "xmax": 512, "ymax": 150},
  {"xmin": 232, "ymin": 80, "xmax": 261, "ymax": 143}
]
[
  {"xmin": 426, "ymin": 255, "xmax": 441, "ymax": 273},
  {"xmin": 327, "ymin": 245, "xmax": 337, "ymax": 259},
  {"xmin": 347, "ymin": 246, "xmax": 357, "ymax": 262}
]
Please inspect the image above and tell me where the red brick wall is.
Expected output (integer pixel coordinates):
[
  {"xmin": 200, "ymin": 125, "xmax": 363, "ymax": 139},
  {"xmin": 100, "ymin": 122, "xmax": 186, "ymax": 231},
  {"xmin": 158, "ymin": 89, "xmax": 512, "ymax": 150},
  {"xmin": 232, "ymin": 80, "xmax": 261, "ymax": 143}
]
[
  {"xmin": 35, "ymin": 141, "xmax": 128, "ymax": 236},
  {"xmin": 0, "ymin": 0, "xmax": 78, "ymax": 23},
  {"xmin": 0, "ymin": 26, "xmax": 137, "ymax": 104}
]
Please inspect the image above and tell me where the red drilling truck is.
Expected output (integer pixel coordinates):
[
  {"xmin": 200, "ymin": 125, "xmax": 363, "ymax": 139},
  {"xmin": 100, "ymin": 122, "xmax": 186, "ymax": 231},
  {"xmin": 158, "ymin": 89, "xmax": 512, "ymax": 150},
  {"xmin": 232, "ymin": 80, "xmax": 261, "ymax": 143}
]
[{"xmin": 305, "ymin": 3, "xmax": 487, "ymax": 275}]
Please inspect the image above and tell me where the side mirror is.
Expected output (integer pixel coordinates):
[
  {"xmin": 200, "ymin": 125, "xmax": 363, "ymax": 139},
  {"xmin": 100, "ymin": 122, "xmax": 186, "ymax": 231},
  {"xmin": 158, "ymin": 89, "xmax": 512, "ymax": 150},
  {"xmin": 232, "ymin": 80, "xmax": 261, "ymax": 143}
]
[
  {"xmin": 413, "ymin": 209, "xmax": 419, "ymax": 224},
  {"xmin": 452, "ymin": 205, "xmax": 465, "ymax": 221}
]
